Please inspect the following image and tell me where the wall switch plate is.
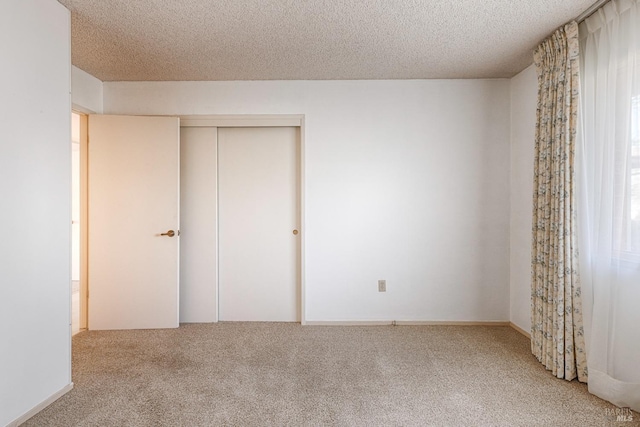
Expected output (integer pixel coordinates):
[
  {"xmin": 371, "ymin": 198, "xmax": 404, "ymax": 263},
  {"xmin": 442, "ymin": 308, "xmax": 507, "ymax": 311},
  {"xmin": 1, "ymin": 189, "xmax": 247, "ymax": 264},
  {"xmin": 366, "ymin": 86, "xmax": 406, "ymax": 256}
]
[{"xmin": 378, "ymin": 280, "xmax": 386, "ymax": 292}]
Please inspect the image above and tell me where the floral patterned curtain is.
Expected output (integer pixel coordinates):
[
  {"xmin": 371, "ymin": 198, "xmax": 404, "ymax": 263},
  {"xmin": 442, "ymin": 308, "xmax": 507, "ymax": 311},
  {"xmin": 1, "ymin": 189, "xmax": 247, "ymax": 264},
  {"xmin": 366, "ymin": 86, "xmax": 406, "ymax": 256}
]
[{"xmin": 530, "ymin": 21, "xmax": 588, "ymax": 382}]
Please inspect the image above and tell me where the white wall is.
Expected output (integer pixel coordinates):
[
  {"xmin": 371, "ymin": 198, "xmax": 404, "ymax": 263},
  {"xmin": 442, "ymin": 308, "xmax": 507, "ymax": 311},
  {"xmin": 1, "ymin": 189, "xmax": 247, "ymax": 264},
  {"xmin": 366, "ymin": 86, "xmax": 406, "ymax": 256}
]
[
  {"xmin": 0, "ymin": 1, "xmax": 72, "ymax": 425},
  {"xmin": 72, "ymin": 65, "xmax": 103, "ymax": 114},
  {"xmin": 105, "ymin": 79, "xmax": 511, "ymax": 322},
  {"xmin": 509, "ymin": 65, "xmax": 537, "ymax": 333}
]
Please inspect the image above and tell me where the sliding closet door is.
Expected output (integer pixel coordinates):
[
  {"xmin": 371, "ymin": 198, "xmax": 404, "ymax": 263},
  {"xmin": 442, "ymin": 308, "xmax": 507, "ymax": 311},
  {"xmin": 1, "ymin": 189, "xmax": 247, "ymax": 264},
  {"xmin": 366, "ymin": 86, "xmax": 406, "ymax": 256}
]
[
  {"xmin": 179, "ymin": 127, "xmax": 218, "ymax": 322},
  {"xmin": 218, "ymin": 127, "xmax": 300, "ymax": 321}
]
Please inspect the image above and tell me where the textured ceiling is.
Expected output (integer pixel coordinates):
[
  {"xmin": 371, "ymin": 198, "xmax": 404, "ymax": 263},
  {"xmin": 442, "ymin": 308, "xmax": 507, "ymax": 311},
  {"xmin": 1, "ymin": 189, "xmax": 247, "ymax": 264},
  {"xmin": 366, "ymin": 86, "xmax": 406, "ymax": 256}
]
[{"xmin": 57, "ymin": 0, "xmax": 596, "ymax": 81}]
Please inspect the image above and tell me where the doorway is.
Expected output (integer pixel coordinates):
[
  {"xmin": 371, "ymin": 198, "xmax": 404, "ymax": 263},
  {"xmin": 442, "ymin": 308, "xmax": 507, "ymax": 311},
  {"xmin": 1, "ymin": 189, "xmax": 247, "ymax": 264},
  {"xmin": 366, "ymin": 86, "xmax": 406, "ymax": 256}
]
[{"xmin": 71, "ymin": 111, "xmax": 88, "ymax": 334}]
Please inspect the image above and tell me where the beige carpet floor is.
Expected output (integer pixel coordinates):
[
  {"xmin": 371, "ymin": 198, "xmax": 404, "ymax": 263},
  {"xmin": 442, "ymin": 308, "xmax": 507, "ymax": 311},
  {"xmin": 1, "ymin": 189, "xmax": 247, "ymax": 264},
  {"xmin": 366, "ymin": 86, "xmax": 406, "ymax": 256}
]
[{"xmin": 24, "ymin": 323, "xmax": 636, "ymax": 426}]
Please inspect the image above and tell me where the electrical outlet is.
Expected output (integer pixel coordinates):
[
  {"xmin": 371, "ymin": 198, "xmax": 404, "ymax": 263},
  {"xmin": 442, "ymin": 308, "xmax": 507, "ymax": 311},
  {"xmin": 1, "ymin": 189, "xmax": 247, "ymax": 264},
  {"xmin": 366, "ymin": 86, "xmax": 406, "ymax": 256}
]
[{"xmin": 378, "ymin": 280, "xmax": 386, "ymax": 292}]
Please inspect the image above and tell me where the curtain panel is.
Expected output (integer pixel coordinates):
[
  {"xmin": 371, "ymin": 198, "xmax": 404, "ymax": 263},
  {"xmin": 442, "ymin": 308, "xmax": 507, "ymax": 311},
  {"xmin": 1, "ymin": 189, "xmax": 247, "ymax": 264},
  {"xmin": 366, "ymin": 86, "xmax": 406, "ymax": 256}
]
[
  {"xmin": 531, "ymin": 21, "xmax": 588, "ymax": 382},
  {"xmin": 578, "ymin": 0, "xmax": 640, "ymax": 411}
]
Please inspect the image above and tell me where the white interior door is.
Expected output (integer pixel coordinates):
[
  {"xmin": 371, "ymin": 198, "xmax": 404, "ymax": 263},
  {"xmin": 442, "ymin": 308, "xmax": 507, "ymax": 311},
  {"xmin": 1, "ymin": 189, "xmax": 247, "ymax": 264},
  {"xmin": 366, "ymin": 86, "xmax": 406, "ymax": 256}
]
[
  {"xmin": 88, "ymin": 115, "xmax": 180, "ymax": 330},
  {"xmin": 218, "ymin": 127, "xmax": 300, "ymax": 321}
]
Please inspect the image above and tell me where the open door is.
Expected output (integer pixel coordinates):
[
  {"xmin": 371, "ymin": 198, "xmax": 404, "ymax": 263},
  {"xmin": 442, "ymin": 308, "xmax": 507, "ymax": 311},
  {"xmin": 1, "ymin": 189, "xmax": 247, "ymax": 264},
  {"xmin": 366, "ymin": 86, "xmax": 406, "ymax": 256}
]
[{"xmin": 88, "ymin": 115, "xmax": 180, "ymax": 330}]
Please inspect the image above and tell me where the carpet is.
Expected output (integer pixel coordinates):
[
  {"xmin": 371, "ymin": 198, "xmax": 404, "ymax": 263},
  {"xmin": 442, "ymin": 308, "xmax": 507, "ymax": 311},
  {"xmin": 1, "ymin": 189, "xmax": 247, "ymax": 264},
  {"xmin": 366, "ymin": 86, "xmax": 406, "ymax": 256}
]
[{"xmin": 23, "ymin": 323, "xmax": 634, "ymax": 426}]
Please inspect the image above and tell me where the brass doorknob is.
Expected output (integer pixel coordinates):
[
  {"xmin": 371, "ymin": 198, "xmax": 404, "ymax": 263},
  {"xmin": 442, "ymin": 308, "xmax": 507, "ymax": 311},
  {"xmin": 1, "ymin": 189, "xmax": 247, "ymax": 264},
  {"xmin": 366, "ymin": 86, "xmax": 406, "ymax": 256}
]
[
  {"xmin": 161, "ymin": 230, "xmax": 176, "ymax": 237},
  {"xmin": 292, "ymin": 229, "xmax": 299, "ymax": 235}
]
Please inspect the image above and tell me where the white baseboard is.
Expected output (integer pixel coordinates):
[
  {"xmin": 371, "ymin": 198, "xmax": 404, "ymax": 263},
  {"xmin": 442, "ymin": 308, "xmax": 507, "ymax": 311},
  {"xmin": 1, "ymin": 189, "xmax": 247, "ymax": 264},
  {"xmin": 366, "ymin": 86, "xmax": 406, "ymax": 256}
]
[
  {"xmin": 8, "ymin": 382, "xmax": 73, "ymax": 427},
  {"xmin": 304, "ymin": 320, "xmax": 392, "ymax": 326},
  {"xmin": 304, "ymin": 320, "xmax": 511, "ymax": 326},
  {"xmin": 509, "ymin": 322, "xmax": 531, "ymax": 339},
  {"xmin": 396, "ymin": 321, "xmax": 510, "ymax": 326}
]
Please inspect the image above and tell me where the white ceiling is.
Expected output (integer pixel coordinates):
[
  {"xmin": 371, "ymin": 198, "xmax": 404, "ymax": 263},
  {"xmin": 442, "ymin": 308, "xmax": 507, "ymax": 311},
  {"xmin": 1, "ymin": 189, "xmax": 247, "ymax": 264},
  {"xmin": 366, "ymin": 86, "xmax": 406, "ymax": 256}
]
[{"xmin": 58, "ymin": 0, "xmax": 596, "ymax": 82}]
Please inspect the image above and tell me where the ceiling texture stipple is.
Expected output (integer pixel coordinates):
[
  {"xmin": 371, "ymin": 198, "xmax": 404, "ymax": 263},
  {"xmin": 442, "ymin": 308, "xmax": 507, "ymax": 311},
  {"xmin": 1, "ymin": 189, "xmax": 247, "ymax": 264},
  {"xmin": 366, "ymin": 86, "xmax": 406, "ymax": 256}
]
[{"xmin": 57, "ymin": 0, "xmax": 596, "ymax": 82}]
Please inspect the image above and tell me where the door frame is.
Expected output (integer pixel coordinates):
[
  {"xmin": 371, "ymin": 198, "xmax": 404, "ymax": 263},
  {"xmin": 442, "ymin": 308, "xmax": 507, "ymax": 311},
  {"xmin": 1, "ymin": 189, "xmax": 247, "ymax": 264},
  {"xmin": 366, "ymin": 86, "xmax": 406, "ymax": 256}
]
[
  {"xmin": 79, "ymin": 113, "xmax": 89, "ymax": 331},
  {"xmin": 180, "ymin": 115, "xmax": 306, "ymax": 324},
  {"xmin": 71, "ymin": 110, "xmax": 89, "ymax": 332},
  {"xmin": 73, "ymin": 103, "xmax": 100, "ymax": 333}
]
